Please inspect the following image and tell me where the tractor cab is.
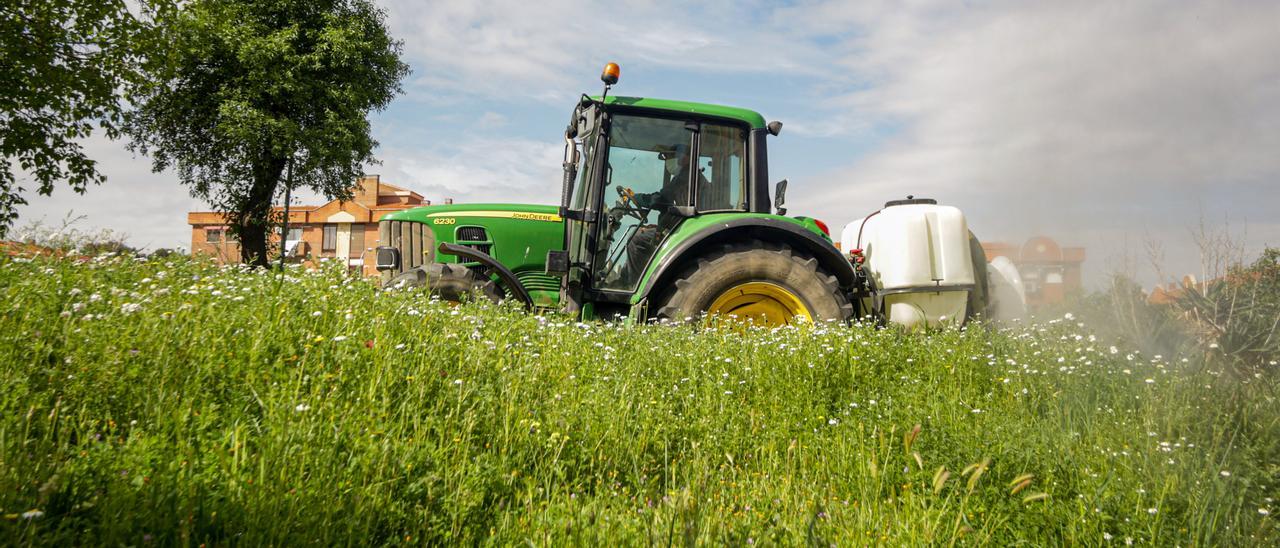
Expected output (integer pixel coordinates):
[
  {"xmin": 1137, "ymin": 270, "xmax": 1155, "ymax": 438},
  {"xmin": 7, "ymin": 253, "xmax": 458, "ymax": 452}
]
[{"xmin": 553, "ymin": 70, "xmax": 785, "ymax": 318}]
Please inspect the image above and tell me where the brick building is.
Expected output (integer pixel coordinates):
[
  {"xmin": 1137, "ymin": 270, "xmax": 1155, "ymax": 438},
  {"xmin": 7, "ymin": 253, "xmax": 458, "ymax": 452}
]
[
  {"xmin": 982, "ymin": 236, "xmax": 1085, "ymax": 307},
  {"xmin": 188, "ymin": 175, "xmax": 427, "ymax": 276}
]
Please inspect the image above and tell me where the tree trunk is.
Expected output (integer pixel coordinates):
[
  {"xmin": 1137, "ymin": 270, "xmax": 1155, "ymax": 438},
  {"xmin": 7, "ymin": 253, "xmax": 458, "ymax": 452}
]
[{"xmin": 236, "ymin": 155, "xmax": 287, "ymax": 267}]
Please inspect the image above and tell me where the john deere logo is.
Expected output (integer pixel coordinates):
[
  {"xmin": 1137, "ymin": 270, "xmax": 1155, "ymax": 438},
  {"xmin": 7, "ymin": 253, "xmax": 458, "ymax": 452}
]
[{"xmin": 511, "ymin": 212, "xmax": 560, "ymax": 222}]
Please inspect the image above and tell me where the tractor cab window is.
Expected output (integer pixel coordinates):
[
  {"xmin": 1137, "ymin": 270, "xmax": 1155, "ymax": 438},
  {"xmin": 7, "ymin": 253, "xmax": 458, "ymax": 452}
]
[
  {"xmin": 594, "ymin": 115, "xmax": 695, "ymax": 291},
  {"xmin": 696, "ymin": 124, "xmax": 748, "ymax": 212}
]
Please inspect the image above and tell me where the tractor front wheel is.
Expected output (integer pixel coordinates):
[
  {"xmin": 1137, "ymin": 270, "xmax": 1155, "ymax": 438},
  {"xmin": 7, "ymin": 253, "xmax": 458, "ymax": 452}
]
[
  {"xmin": 388, "ymin": 263, "xmax": 502, "ymax": 304},
  {"xmin": 653, "ymin": 242, "xmax": 853, "ymax": 326}
]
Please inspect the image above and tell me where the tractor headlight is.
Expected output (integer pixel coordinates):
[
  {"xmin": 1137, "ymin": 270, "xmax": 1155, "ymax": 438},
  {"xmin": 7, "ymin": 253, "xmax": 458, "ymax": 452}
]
[{"xmin": 375, "ymin": 246, "xmax": 400, "ymax": 271}]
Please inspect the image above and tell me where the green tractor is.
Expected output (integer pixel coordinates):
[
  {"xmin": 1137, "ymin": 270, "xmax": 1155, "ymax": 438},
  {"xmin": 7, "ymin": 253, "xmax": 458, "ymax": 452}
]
[{"xmin": 375, "ymin": 63, "xmax": 867, "ymax": 325}]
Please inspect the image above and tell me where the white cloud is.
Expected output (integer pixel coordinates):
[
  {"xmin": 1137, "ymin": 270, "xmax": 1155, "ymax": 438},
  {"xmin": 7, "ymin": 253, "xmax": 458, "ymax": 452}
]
[
  {"xmin": 383, "ymin": 0, "xmax": 823, "ymax": 101},
  {"xmin": 782, "ymin": 0, "xmax": 1280, "ymax": 285},
  {"xmin": 15, "ymin": 134, "xmax": 201, "ymax": 251},
  {"xmin": 376, "ymin": 137, "xmax": 563, "ymax": 204}
]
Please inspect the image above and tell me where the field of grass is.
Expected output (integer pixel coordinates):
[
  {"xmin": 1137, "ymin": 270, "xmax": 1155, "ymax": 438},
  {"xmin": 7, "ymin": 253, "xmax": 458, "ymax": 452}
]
[{"xmin": 1, "ymin": 253, "xmax": 1276, "ymax": 545}]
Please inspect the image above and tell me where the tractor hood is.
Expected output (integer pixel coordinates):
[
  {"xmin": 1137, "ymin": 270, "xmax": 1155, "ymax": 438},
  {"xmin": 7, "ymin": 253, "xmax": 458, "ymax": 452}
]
[
  {"xmin": 381, "ymin": 203, "xmax": 563, "ymax": 224},
  {"xmin": 378, "ymin": 203, "xmax": 565, "ymax": 307}
]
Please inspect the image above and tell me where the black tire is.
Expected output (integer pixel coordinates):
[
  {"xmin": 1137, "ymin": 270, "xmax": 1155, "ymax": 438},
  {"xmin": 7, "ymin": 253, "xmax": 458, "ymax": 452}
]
[
  {"xmin": 653, "ymin": 241, "xmax": 854, "ymax": 324},
  {"xmin": 388, "ymin": 263, "xmax": 502, "ymax": 304}
]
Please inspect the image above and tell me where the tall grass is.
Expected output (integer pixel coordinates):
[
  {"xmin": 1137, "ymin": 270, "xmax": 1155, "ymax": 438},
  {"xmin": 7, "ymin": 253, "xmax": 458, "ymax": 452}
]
[{"xmin": 1, "ymin": 254, "xmax": 1276, "ymax": 544}]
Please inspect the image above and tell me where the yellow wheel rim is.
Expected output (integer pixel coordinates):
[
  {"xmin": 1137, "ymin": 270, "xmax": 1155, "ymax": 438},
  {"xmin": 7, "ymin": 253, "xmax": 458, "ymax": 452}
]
[{"xmin": 707, "ymin": 282, "xmax": 812, "ymax": 326}]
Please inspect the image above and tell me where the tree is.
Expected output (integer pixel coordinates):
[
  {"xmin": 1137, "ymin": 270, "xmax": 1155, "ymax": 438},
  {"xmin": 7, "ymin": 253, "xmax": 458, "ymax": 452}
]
[
  {"xmin": 0, "ymin": 0, "xmax": 156, "ymax": 237},
  {"xmin": 126, "ymin": 0, "xmax": 408, "ymax": 266}
]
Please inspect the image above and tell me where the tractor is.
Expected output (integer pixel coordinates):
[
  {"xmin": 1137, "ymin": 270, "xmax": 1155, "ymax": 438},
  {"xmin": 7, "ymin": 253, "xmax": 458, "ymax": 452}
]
[{"xmin": 375, "ymin": 63, "xmax": 1021, "ymax": 326}]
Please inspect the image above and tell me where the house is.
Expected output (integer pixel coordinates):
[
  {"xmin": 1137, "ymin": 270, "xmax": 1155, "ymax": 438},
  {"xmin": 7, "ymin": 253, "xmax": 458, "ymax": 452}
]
[{"xmin": 188, "ymin": 175, "xmax": 427, "ymax": 276}]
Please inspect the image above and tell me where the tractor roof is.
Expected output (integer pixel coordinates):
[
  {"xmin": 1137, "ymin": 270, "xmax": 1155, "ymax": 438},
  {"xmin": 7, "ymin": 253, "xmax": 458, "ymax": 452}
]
[{"xmin": 594, "ymin": 96, "xmax": 767, "ymax": 129}]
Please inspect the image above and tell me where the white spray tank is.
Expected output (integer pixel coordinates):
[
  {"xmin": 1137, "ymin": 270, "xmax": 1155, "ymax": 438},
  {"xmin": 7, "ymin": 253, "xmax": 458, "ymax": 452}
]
[{"xmin": 841, "ymin": 197, "xmax": 976, "ymax": 329}]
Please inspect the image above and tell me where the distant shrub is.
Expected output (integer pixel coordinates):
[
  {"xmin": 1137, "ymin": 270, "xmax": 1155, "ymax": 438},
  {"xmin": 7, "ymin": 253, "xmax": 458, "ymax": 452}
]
[
  {"xmin": 1172, "ymin": 247, "xmax": 1280, "ymax": 375},
  {"xmin": 1071, "ymin": 275, "xmax": 1191, "ymax": 359},
  {"xmin": 10, "ymin": 213, "xmax": 137, "ymax": 256},
  {"xmin": 1070, "ymin": 248, "xmax": 1280, "ymax": 377}
]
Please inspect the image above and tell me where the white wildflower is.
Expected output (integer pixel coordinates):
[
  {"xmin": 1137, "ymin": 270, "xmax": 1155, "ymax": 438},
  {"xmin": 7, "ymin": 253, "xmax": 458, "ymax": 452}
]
[
  {"xmin": 295, "ymin": 403, "xmax": 310, "ymax": 412},
  {"xmin": 21, "ymin": 509, "xmax": 43, "ymax": 519},
  {"xmin": 1220, "ymin": 470, "xmax": 1231, "ymax": 477},
  {"xmin": 120, "ymin": 302, "xmax": 142, "ymax": 314}
]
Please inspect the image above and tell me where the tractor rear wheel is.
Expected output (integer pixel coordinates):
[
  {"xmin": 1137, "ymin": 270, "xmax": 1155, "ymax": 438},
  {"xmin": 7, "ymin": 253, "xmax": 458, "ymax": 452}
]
[
  {"xmin": 653, "ymin": 241, "xmax": 853, "ymax": 326},
  {"xmin": 388, "ymin": 263, "xmax": 502, "ymax": 303}
]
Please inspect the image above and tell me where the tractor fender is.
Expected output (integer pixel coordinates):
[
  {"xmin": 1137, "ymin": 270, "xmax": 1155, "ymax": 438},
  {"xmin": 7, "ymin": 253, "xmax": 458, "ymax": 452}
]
[
  {"xmin": 437, "ymin": 242, "xmax": 534, "ymax": 310},
  {"xmin": 634, "ymin": 217, "xmax": 858, "ymax": 305}
]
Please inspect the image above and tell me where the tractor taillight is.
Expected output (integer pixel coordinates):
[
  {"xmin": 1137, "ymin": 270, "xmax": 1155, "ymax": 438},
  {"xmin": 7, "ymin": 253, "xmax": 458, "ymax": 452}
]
[{"xmin": 813, "ymin": 218, "xmax": 830, "ymax": 236}]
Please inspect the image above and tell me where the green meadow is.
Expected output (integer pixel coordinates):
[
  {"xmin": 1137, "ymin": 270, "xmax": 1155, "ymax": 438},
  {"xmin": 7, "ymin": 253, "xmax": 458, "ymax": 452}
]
[{"xmin": 1, "ymin": 254, "xmax": 1275, "ymax": 545}]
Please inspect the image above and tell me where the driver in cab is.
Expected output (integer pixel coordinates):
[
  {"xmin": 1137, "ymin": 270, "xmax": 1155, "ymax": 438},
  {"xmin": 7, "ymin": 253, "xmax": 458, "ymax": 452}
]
[{"xmin": 619, "ymin": 142, "xmax": 708, "ymax": 279}]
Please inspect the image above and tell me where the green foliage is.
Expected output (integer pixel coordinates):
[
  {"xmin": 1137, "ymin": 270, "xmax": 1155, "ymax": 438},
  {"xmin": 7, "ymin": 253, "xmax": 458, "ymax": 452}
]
[
  {"xmin": 1, "ymin": 255, "xmax": 1276, "ymax": 544},
  {"xmin": 126, "ymin": 0, "xmax": 409, "ymax": 266},
  {"xmin": 1173, "ymin": 247, "xmax": 1280, "ymax": 374},
  {"xmin": 1069, "ymin": 275, "xmax": 1191, "ymax": 359},
  {"xmin": 0, "ymin": 0, "xmax": 158, "ymax": 236},
  {"xmin": 1068, "ymin": 247, "xmax": 1280, "ymax": 377}
]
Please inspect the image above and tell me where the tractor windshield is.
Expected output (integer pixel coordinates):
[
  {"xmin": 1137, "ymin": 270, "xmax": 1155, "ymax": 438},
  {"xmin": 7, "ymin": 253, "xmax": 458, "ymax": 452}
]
[{"xmin": 594, "ymin": 115, "xmax": 696, "ymax": 291}]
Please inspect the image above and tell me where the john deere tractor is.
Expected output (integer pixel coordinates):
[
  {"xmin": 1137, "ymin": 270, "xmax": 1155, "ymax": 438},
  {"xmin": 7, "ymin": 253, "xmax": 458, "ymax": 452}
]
[{"xmin": 375, "ymin": 63, "xmax": 1012, "ymax": 326}]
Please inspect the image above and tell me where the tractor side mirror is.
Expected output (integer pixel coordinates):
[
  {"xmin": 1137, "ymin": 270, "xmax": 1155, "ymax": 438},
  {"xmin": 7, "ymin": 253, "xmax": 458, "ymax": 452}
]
[{"xmin": 774, "ymin": 179, "xmax": 788, "ymax": 216}]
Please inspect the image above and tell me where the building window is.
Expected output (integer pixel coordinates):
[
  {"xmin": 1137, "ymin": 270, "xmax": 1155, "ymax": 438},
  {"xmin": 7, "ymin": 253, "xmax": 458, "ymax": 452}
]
[
  {"xmin": 322, "ymin": 225, "xmax": 337, "ymax": 252},
  {"xmin": 206, "ymin": 229, "xmax": 222, "ymax": 243},
  {"xmin": 285, "ymin": 227, "xmax": 302, "ymax": 241},
  {"xmin": 349, "ymin": 225, "xmax": 365, "ymax": 258}
]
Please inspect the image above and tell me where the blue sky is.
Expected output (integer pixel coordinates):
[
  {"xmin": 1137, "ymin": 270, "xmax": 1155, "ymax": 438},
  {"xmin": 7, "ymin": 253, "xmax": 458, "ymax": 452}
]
[{"xmin": 16, "ymin": 0, "xmax": 1280, "ymax": 288}]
